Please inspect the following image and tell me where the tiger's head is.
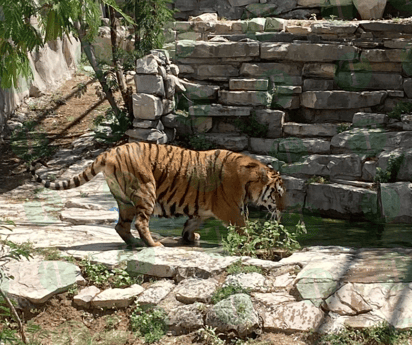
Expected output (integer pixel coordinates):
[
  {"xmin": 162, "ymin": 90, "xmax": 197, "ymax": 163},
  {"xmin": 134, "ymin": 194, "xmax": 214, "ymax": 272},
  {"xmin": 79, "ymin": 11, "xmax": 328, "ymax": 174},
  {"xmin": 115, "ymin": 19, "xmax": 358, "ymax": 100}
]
[
  {"xmin": 258, "ymin": 168, "xmax": 286, "ymax": 220},
  {"xmin": 245, "ymin": 164, "xmax": 286, "ymax": 220}
]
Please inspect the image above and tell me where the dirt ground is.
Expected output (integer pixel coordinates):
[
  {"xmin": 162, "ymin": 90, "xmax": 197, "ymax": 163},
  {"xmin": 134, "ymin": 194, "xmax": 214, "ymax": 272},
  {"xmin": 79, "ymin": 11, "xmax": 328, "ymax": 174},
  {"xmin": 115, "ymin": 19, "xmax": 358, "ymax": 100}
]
[
  {"xmin": 0, "ymin": 73, "xmax": 111, "ymax": 194},
  {"xmin": 0, "ymin": 73, "xmax": 318, "ymax": 344}
]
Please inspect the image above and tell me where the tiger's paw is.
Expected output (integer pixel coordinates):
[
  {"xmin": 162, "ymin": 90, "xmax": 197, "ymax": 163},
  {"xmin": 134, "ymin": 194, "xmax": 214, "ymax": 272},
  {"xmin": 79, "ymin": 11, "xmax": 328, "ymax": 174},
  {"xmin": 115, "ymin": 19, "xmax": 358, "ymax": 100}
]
[
  {"xmin": 152, "ymin": 241, "xmax": 164, "ymax": 247},
  {"xmin": 193, "ymin": 232, "xmax": 201, "ymax": 241}
]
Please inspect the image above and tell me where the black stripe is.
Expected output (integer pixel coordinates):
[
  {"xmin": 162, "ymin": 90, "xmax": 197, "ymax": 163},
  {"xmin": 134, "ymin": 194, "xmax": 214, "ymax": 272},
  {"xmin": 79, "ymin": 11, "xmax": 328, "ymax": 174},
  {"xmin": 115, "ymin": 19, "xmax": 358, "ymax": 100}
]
[
  {"xmin": 160, "ymin": 203, "xmax": 168, "ymax": 218},
  {"xmin": 178, "ymin": 151, "xmax": 195, "ymax": 208},
  {"xmin": 170, "ymin": 203, "xmax": 176, "ymax": 216},
  {"xmin": 45, "ymin": 180, "xmax": 51, "ymax": 188},
  {"xmin": 91, "ymin": 164, "xmax": 96, "ymax": 176},
  {"xmin": 261, "ymin": 185, "xmax": 270, "ymax": 200},
  {"xmin": 219, "ymin": 152, "xmax": 232, "ymax": 182},
  {"xmin": 74, "ymin": 176, "xmax": 80, "ymax": 187},
  {"xmin": 82, "ymin": 171, "xmax": 90, "ymax": 182},
  {"xmin": 114, "ymin": 155, "xmax": 126, "ymax": 187},
  {"xmin": 183, "ymin": 205, "xmax": 190, "ymax": 216},
  {"xmin": 194, "ymin": 187, "xmax": 200, "ymax": 216},
  {"xmin": 162, "ymin": 150, "xmax": 185, "ymax": 199}
]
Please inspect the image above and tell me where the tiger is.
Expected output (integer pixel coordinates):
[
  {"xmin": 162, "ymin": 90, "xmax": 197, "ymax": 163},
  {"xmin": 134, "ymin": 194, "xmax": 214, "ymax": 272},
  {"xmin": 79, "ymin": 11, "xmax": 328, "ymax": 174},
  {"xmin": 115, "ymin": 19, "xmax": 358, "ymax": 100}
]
[{"xmin": 30, "ymin": 142, "xmax": 286, "ymax": 247}]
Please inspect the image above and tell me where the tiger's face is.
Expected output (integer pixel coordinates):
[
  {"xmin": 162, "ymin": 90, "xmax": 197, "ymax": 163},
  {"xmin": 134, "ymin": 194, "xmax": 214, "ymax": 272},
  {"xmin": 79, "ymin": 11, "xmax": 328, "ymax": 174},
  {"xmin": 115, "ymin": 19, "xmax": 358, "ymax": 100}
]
[{"xmin": 256, "ymin": 169, "xmax": 285, "ymax": 220}]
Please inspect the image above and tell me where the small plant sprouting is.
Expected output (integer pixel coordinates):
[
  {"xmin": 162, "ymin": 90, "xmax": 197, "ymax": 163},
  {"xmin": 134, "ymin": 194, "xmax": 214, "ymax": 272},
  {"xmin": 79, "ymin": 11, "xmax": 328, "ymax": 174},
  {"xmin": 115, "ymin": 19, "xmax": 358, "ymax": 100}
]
[
  {"xmin": 80, "ymin": 259, "xmax": 143, "ymax": 288},
  {"xmin": 195, "ymin": 326, "xmax": 225, "ymax": 345},
  {"xmin": 374, "ymin": 154, "xmax": 405, "ymax": 184},
  {"xmin": 130, "ymin": 304, "xmax": 168, "ymax": 344},
  {"xmin": 337, "ymin": 123, "xmax": 352, "ymax": 133},
  {"xmin": 211, "ymin": 284, "xmax": 251, "ymax": 304},
  {"xmin": 226, "ymin": 260, "xmax": 263, "ymax": 276},
  {"xmin": 306, "ymin": 175, "xmax": 329, "ymax": 185}
]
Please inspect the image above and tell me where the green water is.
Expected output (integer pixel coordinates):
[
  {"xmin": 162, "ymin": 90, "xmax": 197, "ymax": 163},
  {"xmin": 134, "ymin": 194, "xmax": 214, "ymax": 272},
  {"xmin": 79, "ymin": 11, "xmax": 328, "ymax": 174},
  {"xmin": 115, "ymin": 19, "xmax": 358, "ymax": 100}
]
[{"xmin": 149, "ymin": 211, "xmax": 412, "ymax": 249}]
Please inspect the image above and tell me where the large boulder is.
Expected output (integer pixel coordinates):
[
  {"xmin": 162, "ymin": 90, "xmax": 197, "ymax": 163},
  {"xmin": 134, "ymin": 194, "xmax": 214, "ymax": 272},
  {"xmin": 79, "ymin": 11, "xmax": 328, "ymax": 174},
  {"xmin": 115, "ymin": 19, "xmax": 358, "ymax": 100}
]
[
  {"xmin": 305, "ymin": 183, "xmax": 378, "ymax": 220},
  {"xmin": 380, "ymin": 182, "xmax": 412, "ymax": 223},
  {"xmin": 205, "ymin": 294, "xmax": 261, "ymax": 337}
]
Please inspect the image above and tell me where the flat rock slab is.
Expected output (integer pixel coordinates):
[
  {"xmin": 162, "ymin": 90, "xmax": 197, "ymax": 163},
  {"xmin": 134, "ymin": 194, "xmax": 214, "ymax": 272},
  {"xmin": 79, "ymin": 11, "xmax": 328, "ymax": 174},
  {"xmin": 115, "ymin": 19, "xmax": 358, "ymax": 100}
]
[
  {"xmin": 65, "ymin": 195, "xmax": 117, "ymax": 211},
  {"xmin": 263, "ymin": 300, "xmax": 325, "ymax": 332},
  {"xmin": 224, "ymin": 272, "xmax": 268, "ymax": 292},
  {"xmin": 342, "ymin": 248, "xmax": 412, "ymax": 283},
  {"xmin": 174, "ymin": 278, "xmax": 218, "ymax": 304},
  {"xmin": 91, "ymin": 284, "xmax": 145, "ymax": 308},
  {"xmin": 127, "ymin": 247, "xmax": 240, "ymax": 280},
  {"xmin": 73, "ymin": 286, "xmax": 101, "ymax": 308},
  {"xmin": 1, "ymin": 261, "xmax": 84, "ymax": 304},
  {"xmin": 60, "ymin": 208, "xmax": 119, "ymax": 225},
  {"xmin": 137, "ymin": 280, "xmax": 175, "ymax": 306}
]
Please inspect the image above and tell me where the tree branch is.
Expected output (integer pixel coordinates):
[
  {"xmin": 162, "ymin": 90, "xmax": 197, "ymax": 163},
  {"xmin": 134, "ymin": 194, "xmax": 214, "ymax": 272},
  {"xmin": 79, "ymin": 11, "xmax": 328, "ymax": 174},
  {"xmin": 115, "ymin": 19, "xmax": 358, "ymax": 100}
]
[{"xmin": 0, "ymin": 288, "xmax": 27, "ymax": 344}]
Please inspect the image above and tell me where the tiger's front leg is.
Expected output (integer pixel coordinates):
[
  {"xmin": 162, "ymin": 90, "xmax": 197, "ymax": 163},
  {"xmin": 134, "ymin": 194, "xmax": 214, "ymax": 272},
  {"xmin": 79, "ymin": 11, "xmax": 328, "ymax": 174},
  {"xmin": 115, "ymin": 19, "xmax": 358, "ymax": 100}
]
[{"xmin": 182, "ymin": 217, "xmax": 202, "ymax": 243}]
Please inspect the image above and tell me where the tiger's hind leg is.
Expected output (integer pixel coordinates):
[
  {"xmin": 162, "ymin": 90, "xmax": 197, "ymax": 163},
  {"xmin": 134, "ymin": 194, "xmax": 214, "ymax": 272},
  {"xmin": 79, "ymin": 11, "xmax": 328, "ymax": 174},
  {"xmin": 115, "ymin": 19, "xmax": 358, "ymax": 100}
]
[
  {"xmin": 135, "ymin": 212, "xmax": 163, "ymax": 247},
  {"xmin": 182, "ymin": 218, "xmax": 202, "ymax": 243},
  {"xmin": 115, "ymin": 202, "xmax": 138, "ymax": 245}
]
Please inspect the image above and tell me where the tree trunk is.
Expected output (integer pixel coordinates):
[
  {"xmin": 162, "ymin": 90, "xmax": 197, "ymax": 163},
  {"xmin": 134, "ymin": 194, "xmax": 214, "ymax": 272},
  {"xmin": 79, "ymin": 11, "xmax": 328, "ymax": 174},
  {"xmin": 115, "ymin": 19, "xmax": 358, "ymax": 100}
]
[
  {"xmin": 108, "ymin": 7, "xmax": 133, "ymax": 117},
  {"xmin": 73, "ymin": 21, "xmax": 121, "ymax": 117}
]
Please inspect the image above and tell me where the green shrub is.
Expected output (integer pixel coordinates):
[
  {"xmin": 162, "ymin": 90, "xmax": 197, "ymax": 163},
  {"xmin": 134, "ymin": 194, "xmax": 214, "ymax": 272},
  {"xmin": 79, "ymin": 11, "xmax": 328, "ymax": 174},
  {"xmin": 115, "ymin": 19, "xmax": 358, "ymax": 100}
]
[
  {"xmin": 189, "ymin": 134, "xmax": 214, "ymax": 150},
  {"xmin": 388, "ymin": 101, "xmax": 412, "ymax": 121},
  {"xmin": 316, "ymin": 322, "xmax": 410, "ymax": 345},
  {"xmin": 234, "ymin": 114, "xmax": 268, "ymax": 137},
  {"xmin": 222, "ymin": 219, "xmax": 306, "ymax": 259},
  {"xmin": 93, "ymin": 108, "xmax": 131, "ymax": 144},
  {"xmin": 374, "ymin": 154, "xmax": 405, "ymax": 184}
]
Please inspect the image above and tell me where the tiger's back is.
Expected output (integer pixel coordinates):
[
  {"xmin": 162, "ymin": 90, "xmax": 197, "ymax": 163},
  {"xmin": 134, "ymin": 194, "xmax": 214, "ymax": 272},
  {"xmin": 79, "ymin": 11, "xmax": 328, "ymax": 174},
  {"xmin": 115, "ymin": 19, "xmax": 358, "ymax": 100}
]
[{"xmin": 31, "ymin": 142, "xmax": 285, "ymax": 247}]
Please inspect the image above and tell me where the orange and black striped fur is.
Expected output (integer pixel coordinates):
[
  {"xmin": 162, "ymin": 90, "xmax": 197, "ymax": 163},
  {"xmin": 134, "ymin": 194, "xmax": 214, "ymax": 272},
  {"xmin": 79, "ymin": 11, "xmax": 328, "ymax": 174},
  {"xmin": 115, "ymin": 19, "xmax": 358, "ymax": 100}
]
[{"xmin": 31, "ymin": 142, "xmax": 286, "ymax": 247}]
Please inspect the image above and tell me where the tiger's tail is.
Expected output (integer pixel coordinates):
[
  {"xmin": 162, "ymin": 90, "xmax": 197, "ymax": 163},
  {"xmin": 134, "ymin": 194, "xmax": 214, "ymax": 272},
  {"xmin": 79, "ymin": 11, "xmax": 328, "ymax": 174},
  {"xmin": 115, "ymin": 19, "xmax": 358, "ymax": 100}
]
[{"xmin": 30, "ymin": 157, "xmax": 105, "ymax": 190}]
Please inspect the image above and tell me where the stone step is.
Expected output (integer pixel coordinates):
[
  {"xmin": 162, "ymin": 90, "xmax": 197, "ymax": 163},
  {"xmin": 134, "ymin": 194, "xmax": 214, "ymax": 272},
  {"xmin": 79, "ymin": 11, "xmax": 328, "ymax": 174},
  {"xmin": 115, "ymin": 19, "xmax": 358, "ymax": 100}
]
[
  {"xmin": 301, "ymin": 91, "xmax": 387, "ymax": 109},
  {"xmin": 229, "ymin": 78, "xmax": 269, "ymax": 91},
  {"xmin": 283, "ymin": 122, "xmax": 337, "ymax": 137},
  {"xmin": 284, "ymin": 177, "xmax": 379, "ymax": 221},
  {"xmin": 352, "ymin": 112, "xmax": 388, "ymax": 128},
  {"xmin": 219, "ymin": 90, "xmax": 272, "ymax": 107},
  {"xmin": 189, "ymin": 104, "xmax": 252, "ymax": 116},
  {"xmin": 203, "ymin": 133, "xmax": 248, "ymax": 152},
  {"xmin": 280, "ymin": 153, "xmax": 362, "ymax": 180},
  {"xmin": 250, "ymin": 137, "xmax": 330, "ymax": 163}
]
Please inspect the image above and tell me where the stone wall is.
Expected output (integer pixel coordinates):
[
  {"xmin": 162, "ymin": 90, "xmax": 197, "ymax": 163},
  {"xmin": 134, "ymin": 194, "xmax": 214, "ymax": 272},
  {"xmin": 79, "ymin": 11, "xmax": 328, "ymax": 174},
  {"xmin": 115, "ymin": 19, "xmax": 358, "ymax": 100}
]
[
  {"xmin": 171, "ymin": 0, "xmax": 412, "ymax": 21},
  {"xmin": 156, "ymin": 16, "xmax": 412, "ymax": 222},
  {"xmin": 0, "ymin": 36, "xmax": 81, "ymax": 140}
]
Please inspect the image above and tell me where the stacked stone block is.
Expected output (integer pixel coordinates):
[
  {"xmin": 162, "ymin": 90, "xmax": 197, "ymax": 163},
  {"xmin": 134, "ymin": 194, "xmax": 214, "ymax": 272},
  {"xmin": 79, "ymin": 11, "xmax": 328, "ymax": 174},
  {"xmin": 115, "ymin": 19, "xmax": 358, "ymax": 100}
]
[{"xmin": 126, "ymin": 50, "xmax": 186, "ymax": 144}]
